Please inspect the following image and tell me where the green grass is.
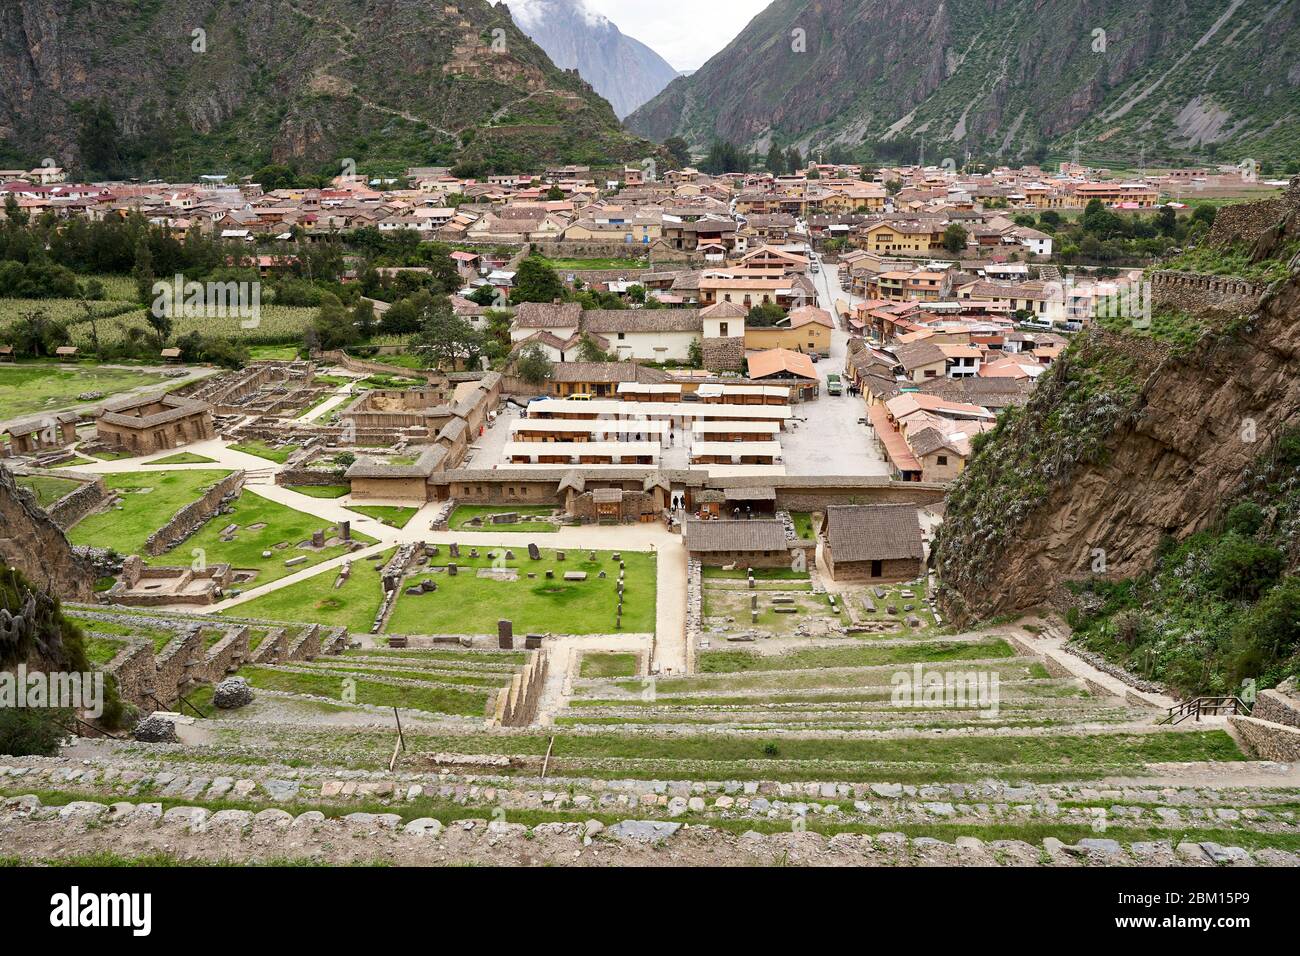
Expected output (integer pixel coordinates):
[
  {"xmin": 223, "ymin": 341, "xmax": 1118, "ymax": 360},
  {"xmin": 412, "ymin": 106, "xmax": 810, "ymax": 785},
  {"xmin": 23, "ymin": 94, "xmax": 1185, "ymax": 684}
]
[
  {"xmin": 248, "ymin": 345, "xmax": 302, "ymax": 361},
  {"xmin": 0, "ymin": 363, "xmax": 169, "ymax": 420},
  {"xmin": 229, "ymin": 440, "xmax": 298, "ymax": 464},
  {"xmin": 789, "ymin": 511, "xmax": 817, "ymax": 540},
  {"xmin": 223, "ymin": 549, "xmax": 392, "ymax": 632},
  {"xmin": 13, "ymin": 473, "xmax": 81, "ymax": 507},
  {"xmin": 386, "ymin": 549, "xmax": 655, "ymax": 635},
  {"xmin": 697, "ymin": 639, "xmax": 1017, "ymax": 673},
  {"xmin": 448, "ymin": 504, "xmax": 557, "ymax": 533},
  {"xmin": 66, "ymin": 469, "xmax": 233, "ymax": 555},
  {"xmin": 67, "ymin": 614, "xmax": 177, "ymax": 653},
  {"xmin": 172, "ymin": 490, "xmax": 375, "ymax": 586},
  {"xmin": 240, "ymin": 665, "xmax": 488, "ymax": 717},
  {"xmin": 287, "ymin": 484, "xmax": 351, "ymax": 498},
  {"xmin": 702, "ymin": 566, "xmax": 810, "ymax": 581},
  {"xmin": 579, "ymin": 652, "xmax": 639, "ymax": 679},
  {"xmin": 144, "ymin": 452, "xmax": 217, "ymax": 465},
  {"xmin": 347, "ymin": 504, "xmax": 418, "ymax": 528},
  {"xmin": 82, "ymin": 635, "xmax": 128, "ymax": 666}
]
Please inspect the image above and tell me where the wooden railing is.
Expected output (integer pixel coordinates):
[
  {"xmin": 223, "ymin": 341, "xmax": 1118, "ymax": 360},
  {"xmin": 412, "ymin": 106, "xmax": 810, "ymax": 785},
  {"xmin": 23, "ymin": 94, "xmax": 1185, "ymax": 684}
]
[{"xmin": 1160, "ymin": 696, "xmax": 1252, "ymax": 725}]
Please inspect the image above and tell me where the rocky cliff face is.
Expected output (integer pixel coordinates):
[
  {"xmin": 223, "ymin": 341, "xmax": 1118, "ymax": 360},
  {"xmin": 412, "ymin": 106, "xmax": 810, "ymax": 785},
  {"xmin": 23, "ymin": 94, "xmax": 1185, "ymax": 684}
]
[
  {"xmin": 0, "ymin": 466, "xmax": 94, "ymax": 602},
  {"xmin": 0, "ymin": 0, "xmax": 653, "ymax": 175},
  {"xmin": 626, "ymin": 0, "xmax": 1300, "ymax": 165},
  {"xmin": 501, "ymin": 0, "xmax": 679, "ymax": 118},
  {"xmin": 936, "ymin": 185, "xmax": 1300, "ymax": 625}
]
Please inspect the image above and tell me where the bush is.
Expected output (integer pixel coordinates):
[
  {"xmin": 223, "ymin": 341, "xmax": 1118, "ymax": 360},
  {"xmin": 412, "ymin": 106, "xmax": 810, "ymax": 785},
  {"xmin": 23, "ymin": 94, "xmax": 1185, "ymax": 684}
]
[
  {"xmin": 1229, "ymin": 576, "xmax": 1300, "ymax": 689},
  {"xmin": 1207, "ymin": 533, "xmax": 1284, "ymax": 600},
  {"xmin": 1223, "ymin": 501, "xmax": 1265, "ymax": 537},
  {"xmin": 0, "ymin": 706, "xmax": 70, "ymax": 757}
]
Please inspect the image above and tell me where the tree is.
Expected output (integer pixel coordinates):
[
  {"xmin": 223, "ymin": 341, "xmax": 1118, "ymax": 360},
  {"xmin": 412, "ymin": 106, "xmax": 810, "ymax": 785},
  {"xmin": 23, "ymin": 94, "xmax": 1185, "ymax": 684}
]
[
  {"xmin": 352, "ymin": 299, "xmax": 377, "ymax": 339},
  {"xmin": 132, "ymin": 237, "xmax": 155, "ymax": 304},
  {"xmin": 310, "ymin": 293, "xmax": 361, "ymax": 351},
  {"xmin": 545, "ymin": 185, "xmax": 565, "ymax": 201},
  {"xmin": 664, "ymin": 136, "xmax": 691, "ymax": 168},
  {"xmin": 765, "ymin": 144, "xmax": 787, "ymax": 176},
  {"xmin": 942, "ymin": 223, "xmax": 969, "ymax": 254},
  {"xmin": 576, "ymin": 333, "xmax": 609, "ymax": 363},
  {"xmin": 746, "ymin": 302, "xmax": 786, "ymax": 327},
  {"xmin": 885, "ymin": 179, "xmax": 903, "ymax": 196},
  {"xmin": 701, "ymin": 140, "xmax": 746, "ymax": 175},
  {"xmin": 510, "ymin": 255, "xmax": 566, "ymax": 304},
  {"xmin": 411, "ymin": 294, "xmax": 482, "ymax": 370},
  {"xmin": 514, "ymin": 343, "xmax": 553, "ymax": 386},
  {"xmin": 75, "ymin": 100, "xmax": 124, "ymax": 179},
  {"xmin": 786, "ymin": 147, "xmax": 804, "ymax": 175}
]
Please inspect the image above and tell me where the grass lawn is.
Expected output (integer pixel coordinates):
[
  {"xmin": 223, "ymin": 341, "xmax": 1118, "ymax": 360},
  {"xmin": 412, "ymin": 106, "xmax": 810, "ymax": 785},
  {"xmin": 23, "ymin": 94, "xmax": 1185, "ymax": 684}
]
[
  {"xmin": 702, "ymin": 566, "xmax": 810, "ymax": 581},
  {"xmin": 88, "ymin": 449, "xmax": 137, "ymax": 461},
  {"xmin": 14, "ymin": 474, "xmax": 81, "ymax": 507},
  {"xmin": 579, "ymin": 652, "xmax": 639, "ymax": 678},
  {"xmin": 0, "ymin": 363, "xmax": 169, "ymax": 420},
  {"xmin": 347, "ymin": 504, "xmax": 418, "ymax": 528},
  {"xmin": 789, "ymin": 511, "xmax": 817, "ymax": 540},
  {"xmin": 169, "ymin": 490, "xmax": 375, "ymax": 586},
  {"xmin": 66, "ymin": 469, "xmax": 233, "ymax": 555},
  {"xmin": 229, "ymin": 440, "xmax": 298, "ymax": 464},
  {"xmin": 67, "ymin": 614, "xmax": 177, "ymax": 653},
  {"xmin": 287, "ymin": 484, "xmax": 350, "ymax": 498},
  {"xmin": 386, "ymin": 548, "xmax": 655, "ymax": 635},
  {"xmin": 698, "ymin": 639, "xmax": 1016, "ymax": 673},
  {"xmin": 239, "ymin": 665, "xmax": 488, "ymax": 717},
  {"xmin": 248, "ymin": 345, "xmax": 302, "ymax": 361},
  {"xmin": 145, "ymin": 452, "xmax": 217, "ymax": 465},
  {"xmin": 82, "ymin": 635, "xmax": 129, "ymax": 666},
  {"xmin": 448, "ymin": 504, "xmax": 557, "ymax": 533},
  {"xmin": 225, "ymin": 549, "xmax": 392, "ymax": 632}
]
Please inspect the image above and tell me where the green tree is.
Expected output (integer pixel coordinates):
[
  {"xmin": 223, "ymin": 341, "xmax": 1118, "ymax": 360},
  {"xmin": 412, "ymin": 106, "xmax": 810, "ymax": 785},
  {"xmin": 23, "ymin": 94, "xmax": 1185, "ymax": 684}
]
[
  {"xmin": 765, "ymin": 144, "xmax": 787, "ymax": 176},
  {"xmin": 310, "ymin": 293, "xmax": 362, "ymax": 351},
  {"xmin": 942, "ymin": 223, "xmax": 969, "ymax": 253},
  {"xmin": 510, "ymin": 256, "xmax": 566, "ymax": 304},
  {"xmin": 664, "ymin": 136, "xmax": 691, "ymax": 168},
  {"xmin": 514, "ymin": 343, "xmax": 553, "ymax": 386},
  {"xmin": 411, "ymin": 294, "xmax": 482, "ymax": 370}
]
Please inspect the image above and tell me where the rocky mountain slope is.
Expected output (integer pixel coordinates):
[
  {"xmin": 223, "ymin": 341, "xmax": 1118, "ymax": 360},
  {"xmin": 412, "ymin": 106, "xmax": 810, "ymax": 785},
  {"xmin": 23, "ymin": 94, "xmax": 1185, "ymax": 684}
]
[
  {"xmin": 936, "ymin": 182, "xmax": 1300, "ymax": 629},
  {"xmin": 0, "ymin": 0, "xmax": 655, "ymax": 177},
  {"xmin": 500, "ymin": 0, "xmax": 679, "ymax": 118},
  {"xmin": 626, "ymin": 0, "xmax": 1300, "ymax": 165},
  {"xmin": 0, "ymin": 467, "xmax": 93, "ymax": 601}
]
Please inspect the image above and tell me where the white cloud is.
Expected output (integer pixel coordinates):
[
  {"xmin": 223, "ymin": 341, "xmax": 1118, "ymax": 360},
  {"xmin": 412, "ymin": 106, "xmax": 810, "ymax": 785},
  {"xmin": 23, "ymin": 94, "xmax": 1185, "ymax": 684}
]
[{"xmin": 497, "ymin": 0, "xmax": 773, "ymax": 71}]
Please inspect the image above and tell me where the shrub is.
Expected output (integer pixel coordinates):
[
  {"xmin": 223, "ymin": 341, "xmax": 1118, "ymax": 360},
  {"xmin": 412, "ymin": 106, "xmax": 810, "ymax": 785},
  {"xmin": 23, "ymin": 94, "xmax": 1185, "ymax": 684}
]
[
  {"xmin": 1207, "ymin": 533, "xmax": 1284, "ymax": 600},
  {"xmin": 0, "ymin": 707, "xmax": 70, "ymax": 757},
  {"xmin": 1223, "ymin": 501, "xmax": 1265, "ymax": 537}
]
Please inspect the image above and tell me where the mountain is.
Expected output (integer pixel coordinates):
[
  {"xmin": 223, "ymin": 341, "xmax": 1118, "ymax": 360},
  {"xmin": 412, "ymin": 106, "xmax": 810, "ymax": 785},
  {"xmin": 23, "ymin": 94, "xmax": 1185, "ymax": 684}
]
[
  {"xmin": 626, "ymin": 0, "xmax": 1300, "ymax": 165},
  {"xmin": 0, "ymin": 0, "xmax": 657, "ymax": 178},
  {"xmin": 500, "ymin": 0, "xmax": 679, "ymax": 118}
]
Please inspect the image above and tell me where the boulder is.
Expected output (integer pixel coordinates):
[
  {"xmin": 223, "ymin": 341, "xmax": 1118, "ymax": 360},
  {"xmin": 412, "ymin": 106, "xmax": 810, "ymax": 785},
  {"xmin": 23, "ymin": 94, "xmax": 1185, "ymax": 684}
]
[
  {"xmin": 213, "ymin": 676, "xmax": 254, "ymax": 710},
  {"xmin": 132, "ymin": 713, "xmax": 179, "ymax": 743}
]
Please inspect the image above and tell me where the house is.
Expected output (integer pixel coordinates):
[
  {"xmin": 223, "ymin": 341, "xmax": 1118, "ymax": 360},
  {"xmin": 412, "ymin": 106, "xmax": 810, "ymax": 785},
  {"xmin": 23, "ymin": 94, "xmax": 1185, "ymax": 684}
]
[
  {"xmin": 94, "ymin": 394, "xmax": 215, "ymax": 456},
  {"xmin": 821, "ymin": 504, "xmax": 925, "ymax": 582},
  {"xmin": 746, "ymin": 348, "xmax": 820, "ymax": 400},
  {"xmin": 887, "ymin": 341, "xmax": 949, "ymax": 383},
  {"xmin": 743, "ymin": 305, "xmax": 833, "ymax": 356},
  {"xmin": 683, "ymin": 518, "xmax": 809, "ymax": 569},
  {"xmin": 4, "ymin": 412, "xmax": 80, "ymax": 455}
]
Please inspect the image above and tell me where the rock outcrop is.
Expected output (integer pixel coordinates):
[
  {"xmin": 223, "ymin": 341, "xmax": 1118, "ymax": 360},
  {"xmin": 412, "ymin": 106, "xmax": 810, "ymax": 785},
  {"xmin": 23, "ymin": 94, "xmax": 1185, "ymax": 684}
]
[
  {"xmin": 0, "ymin": 466, "xmax": 94, "ymax": 602},
  {"xmin": 937, "ymin": 184, "xmax": 1300, "ymax": 623}
]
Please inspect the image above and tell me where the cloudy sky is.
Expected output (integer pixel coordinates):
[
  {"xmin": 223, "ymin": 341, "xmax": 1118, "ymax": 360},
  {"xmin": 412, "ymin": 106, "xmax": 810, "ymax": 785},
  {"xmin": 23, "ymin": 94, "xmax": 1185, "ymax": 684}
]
[{"xmin": 505, "ymin": 0, "xmax": 773, "ymax": 71}]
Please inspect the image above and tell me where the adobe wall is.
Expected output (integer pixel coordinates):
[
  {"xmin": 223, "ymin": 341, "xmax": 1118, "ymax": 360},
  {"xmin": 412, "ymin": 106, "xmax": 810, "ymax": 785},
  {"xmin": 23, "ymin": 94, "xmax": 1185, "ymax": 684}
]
[
  {"xmin": 144, "ymin": 470, "xmax": 246, "ymax": 556},
  {"xmin": 825, "ymin": 554, "xmax": 923, "ymax": 583},
  {"xmin": 772, "ymin": 482, "xmax": 947, "ymax": 511},
  {"xmin": 351, "ymin": 476, "xmax": 432, "ymax": 500}
]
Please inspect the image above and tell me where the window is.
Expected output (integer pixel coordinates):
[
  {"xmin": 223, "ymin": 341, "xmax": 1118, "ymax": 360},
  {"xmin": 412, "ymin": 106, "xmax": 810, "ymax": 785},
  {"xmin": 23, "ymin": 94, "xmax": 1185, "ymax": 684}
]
[
  {"xmin": 617, "ymin": 332, "xmax": 625, "ymax": 340},
  {"xmin": 720, "ymin": 322, "xmax": 729, "ymax": 336},
  {"xmin": 937, "ymin": 455, "xmax": 948, "ymax": 466}
]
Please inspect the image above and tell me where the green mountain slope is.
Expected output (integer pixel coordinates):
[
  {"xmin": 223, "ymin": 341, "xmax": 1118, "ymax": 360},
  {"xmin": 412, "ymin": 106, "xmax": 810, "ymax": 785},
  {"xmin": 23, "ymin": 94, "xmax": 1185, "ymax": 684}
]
[
  {"xmin": 626, "ymin": 0, "xmax": 1300, "ymax": 166},
  {"xmin": 0, "ymin": 0, "xmax": 656, "ymax": 177}
]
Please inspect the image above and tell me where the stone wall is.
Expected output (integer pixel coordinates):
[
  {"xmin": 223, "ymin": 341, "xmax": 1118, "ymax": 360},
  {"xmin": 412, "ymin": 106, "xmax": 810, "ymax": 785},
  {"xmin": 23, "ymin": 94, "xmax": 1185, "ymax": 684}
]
[
  {"xmin": 701, "ymin": 336, "xmax": 745, "ymax": 373},
  {"xmin": 529, "ymin": 240, "xmax": 651, "ymax": 260},
  {"xmin": 1252, "ymin": 686, "xmax": 1300, "ymax": 730},
  {"xmin": 203, "ymin": 627, "xmax": 251, "ymax": 682},
  {"xmin": 152, "ymin": 630, "xmax": 206, "ymax": 706},
  {"xmin": 491, "ymin": 647, "xmax": 548, "ymax": 727},
  {"xmin": 315, "ymin": 350, "xmax": 446, "ymax": 385},
  {"xmin": 275, "ymin": 467, "xmax": 346, "ymax": 488},
  {"xmin": 1229, "ymin": 715, "xmax": 1300, "ymax": 762},
  {"xmin": 0, "ymin": 465, "xmax": 95, "ymax": 600},
  {"xmin": 570, "ymin": 489, "xmax": 657, "ymax": 522},
  {"xmin": 1150, "ymin": 270, "xmax": 1267, "ymax": 316},
  {"xmin": 104, "ymin": 642, "xmax": 156, "ymax": 711},
  {"xmin": 143, "ymin": 471, "xmax": 245, "ymax": 557},
  {"xmin": 46, "ymin": 476, "xmax": 107, "ymax": 530},
  {"xmin": 1207, "ymin": 178, "xmax": 1298, "ymax": 247}
]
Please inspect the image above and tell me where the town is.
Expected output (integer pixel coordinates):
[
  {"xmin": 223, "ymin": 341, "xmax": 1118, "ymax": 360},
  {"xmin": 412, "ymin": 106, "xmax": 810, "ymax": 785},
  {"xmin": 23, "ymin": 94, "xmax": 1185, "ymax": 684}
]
[{"xmin": 1, "ymin": 0, "xmax": 1299, "ymax": 887}]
